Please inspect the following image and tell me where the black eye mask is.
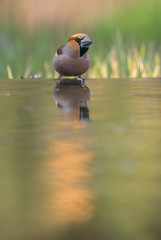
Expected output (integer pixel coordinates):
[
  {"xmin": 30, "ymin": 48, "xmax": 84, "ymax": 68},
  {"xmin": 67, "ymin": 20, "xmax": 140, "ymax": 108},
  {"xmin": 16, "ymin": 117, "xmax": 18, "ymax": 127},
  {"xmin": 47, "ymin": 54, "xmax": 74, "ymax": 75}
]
[
  {"xmin": 74, "ymin": 37, "xmax": 88, "ymax": 57},
  {"xmin": 74, "ymin": 37, "xmax": 82, "ymax": 44}
]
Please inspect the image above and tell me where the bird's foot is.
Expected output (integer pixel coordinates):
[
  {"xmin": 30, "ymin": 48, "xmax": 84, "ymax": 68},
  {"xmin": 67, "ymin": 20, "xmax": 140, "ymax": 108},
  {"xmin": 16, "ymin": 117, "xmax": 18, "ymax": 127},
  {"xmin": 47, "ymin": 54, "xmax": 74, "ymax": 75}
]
[
  {"xmin": 78, "ymin": 76, "xmax": 85, "ymax": 87},
  {"xmin": 58, "ymin": 74, "xmax": 63, "ymax": 79},
  {"xmin": 78, "ymin": 75, "xmax": 85, "ymax": 80}
]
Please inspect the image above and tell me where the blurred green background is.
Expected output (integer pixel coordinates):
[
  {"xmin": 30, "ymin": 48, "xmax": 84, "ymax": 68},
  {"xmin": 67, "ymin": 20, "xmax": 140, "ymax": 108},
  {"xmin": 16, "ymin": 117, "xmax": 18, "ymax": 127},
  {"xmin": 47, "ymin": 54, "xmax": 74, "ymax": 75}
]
[
  {"xmin": 1, "ymin": 0, "xmax": 161, "ymax": 78},
  {"xmin": 1, "ymin": 1, "xmax": 161, "ymax": 239}
]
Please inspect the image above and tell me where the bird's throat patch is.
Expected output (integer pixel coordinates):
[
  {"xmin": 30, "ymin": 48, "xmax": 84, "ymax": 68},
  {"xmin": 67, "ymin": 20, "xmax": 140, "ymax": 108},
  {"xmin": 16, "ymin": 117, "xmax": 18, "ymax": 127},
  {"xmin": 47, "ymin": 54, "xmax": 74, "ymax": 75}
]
[{"xmin": 80, "ymin": 47, "xmax": 88, "ymax": 57}]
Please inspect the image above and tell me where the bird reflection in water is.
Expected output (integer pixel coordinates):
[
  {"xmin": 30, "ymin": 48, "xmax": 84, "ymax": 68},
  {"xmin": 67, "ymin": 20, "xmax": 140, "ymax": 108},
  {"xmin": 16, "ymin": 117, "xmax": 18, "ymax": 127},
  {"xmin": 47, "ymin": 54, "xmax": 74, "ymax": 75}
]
[{"xmin": 53, "ymin": 79, "xmax": 90, "ymax": 124}]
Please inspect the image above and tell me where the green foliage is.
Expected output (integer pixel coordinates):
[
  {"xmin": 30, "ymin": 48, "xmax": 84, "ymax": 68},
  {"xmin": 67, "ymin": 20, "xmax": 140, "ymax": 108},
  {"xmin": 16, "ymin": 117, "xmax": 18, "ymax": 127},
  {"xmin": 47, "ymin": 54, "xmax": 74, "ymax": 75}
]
[
  {"xmin": 1, "ymin": 0, "xmax": 161, "ymax": 78},
  {"xmin": 91, "ymin": 0, "xmax": 161, "ymax": 46},
  {"xmin": 0, "ymin": 23, "xmax": 62, "ymax": 78}
]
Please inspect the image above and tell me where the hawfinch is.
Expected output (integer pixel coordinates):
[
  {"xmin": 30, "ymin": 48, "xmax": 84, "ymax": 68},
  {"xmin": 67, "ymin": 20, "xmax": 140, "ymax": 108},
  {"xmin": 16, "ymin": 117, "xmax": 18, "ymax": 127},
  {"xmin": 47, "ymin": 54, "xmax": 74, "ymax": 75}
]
[{"xmin": 53, "ymin": 33, "xmax": 92, "ymax": 78}]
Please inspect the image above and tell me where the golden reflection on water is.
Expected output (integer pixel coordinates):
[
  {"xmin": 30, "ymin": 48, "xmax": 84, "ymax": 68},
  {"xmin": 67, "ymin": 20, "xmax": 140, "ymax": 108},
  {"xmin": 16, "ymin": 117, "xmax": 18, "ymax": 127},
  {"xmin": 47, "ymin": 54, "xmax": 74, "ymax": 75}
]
[
  {"xmin": 44, "ymin": 81, "xmax": 94, "ymax": 224},
  {"xmin": 46, "ymin": 140, "xmax": 94, "ymax": 224}
]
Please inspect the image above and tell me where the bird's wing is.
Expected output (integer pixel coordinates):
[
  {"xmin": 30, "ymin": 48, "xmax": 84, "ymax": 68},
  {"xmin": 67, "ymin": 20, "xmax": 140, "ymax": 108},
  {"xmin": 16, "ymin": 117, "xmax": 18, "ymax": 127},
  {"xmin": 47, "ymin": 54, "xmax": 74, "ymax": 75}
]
[{"xmin": 56, "ymin": 44, "xmax": 65, "ymax": 56}]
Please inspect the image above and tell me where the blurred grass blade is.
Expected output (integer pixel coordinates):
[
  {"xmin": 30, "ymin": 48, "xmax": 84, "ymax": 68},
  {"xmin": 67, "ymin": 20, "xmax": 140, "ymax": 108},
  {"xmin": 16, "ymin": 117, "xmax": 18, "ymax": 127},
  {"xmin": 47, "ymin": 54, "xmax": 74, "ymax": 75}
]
[
  {"xmin": 24, "ymin": 67, "xmax": 31, "ymax": 78},
  {"xmin": 6, "ymin": 65, "xmax": 13, "ymax": 79}
]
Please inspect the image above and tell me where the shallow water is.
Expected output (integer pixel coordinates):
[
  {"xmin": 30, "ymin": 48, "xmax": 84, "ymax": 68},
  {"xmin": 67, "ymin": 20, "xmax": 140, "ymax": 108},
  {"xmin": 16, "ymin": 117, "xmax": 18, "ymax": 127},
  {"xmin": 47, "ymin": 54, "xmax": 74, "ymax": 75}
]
[{"xmin": 0, "ymin": 78, "xmax": 161, "ymax": 240}]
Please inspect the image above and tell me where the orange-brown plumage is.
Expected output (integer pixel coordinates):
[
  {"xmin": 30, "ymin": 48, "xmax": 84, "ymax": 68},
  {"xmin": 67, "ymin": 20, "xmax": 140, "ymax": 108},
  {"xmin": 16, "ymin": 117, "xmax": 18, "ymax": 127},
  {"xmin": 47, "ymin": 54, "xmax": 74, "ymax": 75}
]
[{"xmin": 53, "ymin": 33, "xmax": 92, "ymax": 78}]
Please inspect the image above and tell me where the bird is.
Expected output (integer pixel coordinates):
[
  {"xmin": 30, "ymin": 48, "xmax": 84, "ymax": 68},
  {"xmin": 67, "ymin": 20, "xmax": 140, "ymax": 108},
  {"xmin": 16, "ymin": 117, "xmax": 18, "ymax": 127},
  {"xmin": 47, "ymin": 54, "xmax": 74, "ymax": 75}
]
[{"xmin": 53, "ymin": 33, "xmax": 92, "ymax": 79}]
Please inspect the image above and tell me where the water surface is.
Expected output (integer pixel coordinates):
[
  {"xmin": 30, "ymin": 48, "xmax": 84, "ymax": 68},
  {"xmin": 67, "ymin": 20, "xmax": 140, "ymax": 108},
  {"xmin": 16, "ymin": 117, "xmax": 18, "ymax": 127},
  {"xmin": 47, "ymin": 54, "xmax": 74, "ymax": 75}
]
[{"xmin": 0, "ymin": 78, "xmax": 161, "ymax": 240}]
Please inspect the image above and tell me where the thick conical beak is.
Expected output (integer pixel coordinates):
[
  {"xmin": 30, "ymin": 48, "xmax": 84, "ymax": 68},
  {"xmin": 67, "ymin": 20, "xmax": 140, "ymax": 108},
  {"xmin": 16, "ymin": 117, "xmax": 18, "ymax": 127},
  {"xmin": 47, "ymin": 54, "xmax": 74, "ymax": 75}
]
[{"xmin": 80, "ymin": 36, "xmax": 92, "ymax": 48}]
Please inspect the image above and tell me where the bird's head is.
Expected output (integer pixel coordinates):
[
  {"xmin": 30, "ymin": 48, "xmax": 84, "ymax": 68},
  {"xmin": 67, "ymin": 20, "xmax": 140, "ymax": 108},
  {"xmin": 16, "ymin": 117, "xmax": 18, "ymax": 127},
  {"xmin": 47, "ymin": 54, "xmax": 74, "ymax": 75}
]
[{"xmin": 67, "ymin": 33, "xmax": 92, "ymax": 57}]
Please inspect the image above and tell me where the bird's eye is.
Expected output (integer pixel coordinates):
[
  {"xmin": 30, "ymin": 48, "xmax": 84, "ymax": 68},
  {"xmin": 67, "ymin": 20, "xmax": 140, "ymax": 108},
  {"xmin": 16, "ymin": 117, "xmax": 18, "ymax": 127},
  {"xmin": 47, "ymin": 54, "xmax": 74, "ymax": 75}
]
[{"xmin": 74, "ymin": 37, "xmax": 81, "ymax": 44}]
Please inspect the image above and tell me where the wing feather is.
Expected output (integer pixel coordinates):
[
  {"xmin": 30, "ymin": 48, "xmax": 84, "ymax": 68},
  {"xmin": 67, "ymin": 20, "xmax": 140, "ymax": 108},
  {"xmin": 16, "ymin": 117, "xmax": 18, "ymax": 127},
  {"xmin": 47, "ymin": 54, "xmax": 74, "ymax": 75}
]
[{"xmin": 57, "ymin": 45, "xmax": 65, "ymax": 55}]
